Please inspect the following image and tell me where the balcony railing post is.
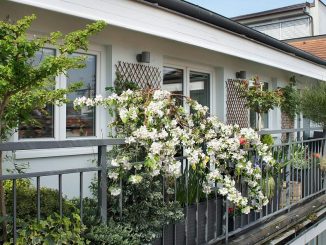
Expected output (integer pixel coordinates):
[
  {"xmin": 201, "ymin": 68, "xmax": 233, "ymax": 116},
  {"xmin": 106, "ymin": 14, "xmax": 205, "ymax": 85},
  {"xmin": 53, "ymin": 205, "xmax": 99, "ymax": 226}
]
[
  {"xmin": 286, "ymin": 132, "xmax": 291, "ymax": 211},
  {"xmin": 98, "ymin": 145, "xmax": 108, "ymax": 224}
]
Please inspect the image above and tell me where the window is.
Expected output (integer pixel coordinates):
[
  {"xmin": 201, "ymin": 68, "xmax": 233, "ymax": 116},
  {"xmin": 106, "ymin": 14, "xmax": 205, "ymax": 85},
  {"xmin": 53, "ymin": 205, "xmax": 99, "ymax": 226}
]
[
  {"xmin": 19, "ymin": 48, "xmax": 56, "ymax": 139},
  {"xmin": 189, "ymin": 71, "xmax": 210, "ymax": 108},
  {"xmin": 18, "ymin": 49, "xmax": 99, "ymax": 140},
  {"xmin": 66, "ymin": 53, "xmax": 96, "ymax": 137},
  {"xmin": 163, "ymin": 66, "xmax": 210, "ymax": 109},
  {"xmin": 249, "ymin": 82, "xmax": 269, "ymax": 129}
]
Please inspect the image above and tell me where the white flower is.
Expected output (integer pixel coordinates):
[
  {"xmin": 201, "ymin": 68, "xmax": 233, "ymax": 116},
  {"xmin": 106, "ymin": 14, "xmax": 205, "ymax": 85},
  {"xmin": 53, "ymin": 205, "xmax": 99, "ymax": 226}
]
[
  {"xmin": 241, "ymin": 206, "xmax": 251, "ymax": 214},
  {"xmin": 150, "ymin": 142, "xmax": 163, "ymax": 155},
  {"xmin": 126, "ymin": 136, "xmax": 136, "ymax": 144},
  {"xmin": 109, "ymin": 187, "xmax": 121, "ymax": 196},
  {"xmin": 94, "ymin": 95, "xmax": 103, "ymax": 104},
  {"xmin": 203, "ymin": 184, "xmax": 212, "ymax": 194},
  {"xmin": 119, "ymin": 108, "xmax": 128, "ymax": 122},
  {"xmin": 129, "ymin": 175, "xmax": 143, "ymax": 184},
  {"xmin": 111, "ymin": 159, "xmax": 119, "ymax": 167},
  {"xmin": 153, "ymin": 90, "xmax": 171, "ymax": 100},
  {"xmin": 108, "ymin": 172, "xmax": 119, "ymax": 180},
  {"xmin": 219, "ymin": 187, "xmax": 228, "ymax": 196}
]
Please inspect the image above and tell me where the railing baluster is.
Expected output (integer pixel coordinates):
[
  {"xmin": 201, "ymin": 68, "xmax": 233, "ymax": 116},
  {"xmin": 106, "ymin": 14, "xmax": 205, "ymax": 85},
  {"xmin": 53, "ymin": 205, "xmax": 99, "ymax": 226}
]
[
  {"xmin": 304, "ymin": 142, "xmax": 307, "ymax": 198},
  {"xmin": 205, "ymin": 193, "xmax": 208, "ymax": 244},
  {"xmin": 59, "ymin": 174, "xmax": 63, "ymax": 217},
  {"xmin": 225, "ymin": 199, "xmax": 229, "ymax": 245},
  {"xmin": 37, "ymin": 176, "xmax": 41, "ymax": 222},
  {"xmin": 195, "ymin": 177, "xmax": 199, "ymax": 245},
  {"xmin": 185, "ymin": 160, "xmax": 189, "ymax": 245},
  {"xmin": 286, "ymin": 133, "xmax": 291, "ymax": 210},
  {"xmin": 98, "ymin": 145, "xmax": 108, "ymax": 224},
  {"xmin": 13, "ymin": 179, "xmax": 17, "ymax": 244},
  {"xmin": 162, "ymin": 176, "xmax": 165, "ymax": 245},
  {"xmin": 80, "ymin": 172, "xmax": 83, "ymax": 223},
  {"xmin": 214, "ymin": 180, "xmax": 218, "ymax": 238},
  {"xmin": 173, "ymin": 176, "xmax": 177, "ymax": 245}
]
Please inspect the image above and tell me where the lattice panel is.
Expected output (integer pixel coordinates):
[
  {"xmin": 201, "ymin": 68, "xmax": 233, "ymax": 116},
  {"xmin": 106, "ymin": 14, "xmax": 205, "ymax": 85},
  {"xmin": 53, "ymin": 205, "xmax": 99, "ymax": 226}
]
[
  {"xmin": 226, "ymin": 79, "xmax": 249, "ymax": 128},
  {"xmin": 115, "ymin": 61, "xmax": 161, "ymax": 89}
]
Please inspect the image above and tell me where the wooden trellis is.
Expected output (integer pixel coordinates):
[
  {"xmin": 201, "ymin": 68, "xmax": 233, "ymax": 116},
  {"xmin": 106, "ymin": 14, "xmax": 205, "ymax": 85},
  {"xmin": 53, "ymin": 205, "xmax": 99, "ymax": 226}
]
[
  {"xmin": 226, "ymin": 79, "xmax": 249, "ymax": 128},
  {"xmin": 115, "ymin": 61, "xmax": 161, "ymax": 89}
]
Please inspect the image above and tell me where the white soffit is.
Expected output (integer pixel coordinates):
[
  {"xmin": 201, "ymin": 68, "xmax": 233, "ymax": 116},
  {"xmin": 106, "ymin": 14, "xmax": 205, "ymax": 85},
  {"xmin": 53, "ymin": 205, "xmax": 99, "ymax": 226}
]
[{"xmin": 9, "ymin": 0, "xmax": 326, "ymax": 80}]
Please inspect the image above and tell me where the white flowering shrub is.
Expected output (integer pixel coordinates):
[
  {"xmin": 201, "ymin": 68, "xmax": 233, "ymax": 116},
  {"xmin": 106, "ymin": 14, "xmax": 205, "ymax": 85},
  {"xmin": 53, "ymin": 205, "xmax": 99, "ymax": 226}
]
[{"xmin": 75, "ymin": 89, "xmax": 275, "ymax": 214}]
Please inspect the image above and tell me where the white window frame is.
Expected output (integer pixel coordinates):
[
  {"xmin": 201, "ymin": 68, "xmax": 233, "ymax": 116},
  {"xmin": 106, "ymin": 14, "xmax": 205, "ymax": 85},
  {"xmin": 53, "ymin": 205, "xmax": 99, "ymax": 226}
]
[
  {"xmin": 13, "ymin": 44, "xmax": 107, "ymax": 159},
  {"xmin": 163, "ymin": 60, "xmax": 215, "ymax": 115}
]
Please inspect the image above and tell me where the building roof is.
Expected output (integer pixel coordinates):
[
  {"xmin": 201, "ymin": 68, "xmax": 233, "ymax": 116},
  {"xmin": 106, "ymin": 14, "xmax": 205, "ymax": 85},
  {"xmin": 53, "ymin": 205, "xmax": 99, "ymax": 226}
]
[
  {"xmin": 287, "ymin": 35, "xmax": 326, "ymax": 60},
  {"xmin": 231, "ymin": 2, "xmax": 311, "ymax": 21},
  {"xmin": 143, "ymin": 0, "xmax": 326, "ymax": 67}
]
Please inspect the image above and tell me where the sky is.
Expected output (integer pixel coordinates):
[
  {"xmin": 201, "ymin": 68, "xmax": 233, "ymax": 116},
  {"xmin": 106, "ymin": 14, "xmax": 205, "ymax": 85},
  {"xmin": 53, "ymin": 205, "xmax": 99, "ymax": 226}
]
[{"xmin": 186, "ymin": 0, "xmax": 313, "ymax": 18}]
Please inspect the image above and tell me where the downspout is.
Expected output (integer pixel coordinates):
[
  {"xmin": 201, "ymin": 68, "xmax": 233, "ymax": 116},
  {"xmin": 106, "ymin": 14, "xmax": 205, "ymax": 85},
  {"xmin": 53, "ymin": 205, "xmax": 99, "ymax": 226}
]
[{"xmin": 303, "ymin": 8, "xmax": 314, "ymax": 36}]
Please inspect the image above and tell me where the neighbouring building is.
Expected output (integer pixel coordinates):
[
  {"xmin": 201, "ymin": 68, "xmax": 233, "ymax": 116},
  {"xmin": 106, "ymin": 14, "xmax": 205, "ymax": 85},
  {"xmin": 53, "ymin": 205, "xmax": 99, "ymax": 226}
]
[
  {"xmin": 233, "ymin": 0, "xmax": 326, "ymax": 40},
  {"xmin": 233, "ymin": 0, "xmax": 326, "ymax": 138}
]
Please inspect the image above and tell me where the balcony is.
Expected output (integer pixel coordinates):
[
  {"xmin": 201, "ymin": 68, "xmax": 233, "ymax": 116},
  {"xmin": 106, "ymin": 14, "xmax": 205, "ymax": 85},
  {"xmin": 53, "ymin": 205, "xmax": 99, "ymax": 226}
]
[{"xmin": 0, "ymin": 128, "xmax": 325, "ymax": 244}]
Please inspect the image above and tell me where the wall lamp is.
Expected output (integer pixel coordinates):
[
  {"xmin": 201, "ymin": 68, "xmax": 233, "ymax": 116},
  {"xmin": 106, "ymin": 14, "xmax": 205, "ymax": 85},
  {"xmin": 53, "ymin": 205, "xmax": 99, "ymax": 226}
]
[
  {"xmin": 236, "ymin": 71, "xmax": 246, "ymax": 79},
  {"xmin": 136, "ymin": 51, "xmax": 150, "ymax": 63}
]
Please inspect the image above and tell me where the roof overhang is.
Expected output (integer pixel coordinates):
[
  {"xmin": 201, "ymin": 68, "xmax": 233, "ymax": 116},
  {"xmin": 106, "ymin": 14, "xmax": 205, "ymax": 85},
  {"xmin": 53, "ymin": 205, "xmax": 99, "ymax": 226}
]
[{"xmin": 8, "ymin": 0, "xmax": 326, "ymax": 81}]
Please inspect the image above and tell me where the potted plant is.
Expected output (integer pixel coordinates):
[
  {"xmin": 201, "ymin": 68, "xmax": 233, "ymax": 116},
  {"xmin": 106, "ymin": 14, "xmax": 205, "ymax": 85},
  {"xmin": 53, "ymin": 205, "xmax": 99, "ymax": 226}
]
[{"xmin": 237, "ymin": 76, "xmax": 283, "ymax": 131}]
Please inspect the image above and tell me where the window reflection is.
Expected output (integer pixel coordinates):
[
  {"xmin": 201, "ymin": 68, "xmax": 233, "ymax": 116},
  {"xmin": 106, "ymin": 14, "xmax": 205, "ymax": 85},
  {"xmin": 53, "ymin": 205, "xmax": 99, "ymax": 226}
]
[
  {"xmin": 163, "ymin": 67, "xmax": 184, "ymax": 106},
  {"xmin": 66, "ymin": 53, "xmax": 96, "ymax": 137},
  {"xmin": 19, "ymin": 48, "xmax": 56, "ymax": 139},
  {"xmin": 190, "ymin": 71, "xmax": 210, "ymax": 108}
]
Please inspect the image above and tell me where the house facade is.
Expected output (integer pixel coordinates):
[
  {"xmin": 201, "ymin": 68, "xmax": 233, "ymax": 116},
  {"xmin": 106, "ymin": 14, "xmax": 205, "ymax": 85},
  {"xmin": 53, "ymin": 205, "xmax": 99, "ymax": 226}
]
[
  {"xmin": 1, "ymin": 0, "xmax": 326, "ymax": 196},
  {"xmin": 233, "ymin": 0, "xmax": 326, "ymax": 40}
]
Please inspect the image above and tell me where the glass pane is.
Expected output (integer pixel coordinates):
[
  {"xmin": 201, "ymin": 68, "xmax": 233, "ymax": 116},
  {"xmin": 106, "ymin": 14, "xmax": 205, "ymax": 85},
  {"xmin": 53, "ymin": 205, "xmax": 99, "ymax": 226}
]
[
  {"xmin": 262, "ymin": 112, "xmax": 269, "ymax": 128},
  {"xmin": 19, "ymin": 48, "xmax": 56, "ymax": 139},
  {"xmin": 163, "ymin": 67, "xmax": 183, "ymax": 94},
  {"xmin": 250, "ymin": 110, "xmax": 256, "ymax": 128},
  {"xmin": 163, "ymin": 67, "xmax": 183, "ymax": 106},
  {"xmin": 190, "ymin": 71, "xmax": 210, "ymax": 108},
  {"xmin": 66, "ymin": 53, "xmax": 96, "ymax": 137}
]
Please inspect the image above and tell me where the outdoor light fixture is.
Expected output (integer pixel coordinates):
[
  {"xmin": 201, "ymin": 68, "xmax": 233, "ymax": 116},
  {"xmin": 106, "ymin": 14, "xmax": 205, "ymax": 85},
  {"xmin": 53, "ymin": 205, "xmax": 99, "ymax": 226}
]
[
  {"xmin": 236, "ymin": 70, "xmax": 246, "ymax": 79},
  {"xmin": 136, "ymin": 51, "xmax": 150, "ymax": 63}
]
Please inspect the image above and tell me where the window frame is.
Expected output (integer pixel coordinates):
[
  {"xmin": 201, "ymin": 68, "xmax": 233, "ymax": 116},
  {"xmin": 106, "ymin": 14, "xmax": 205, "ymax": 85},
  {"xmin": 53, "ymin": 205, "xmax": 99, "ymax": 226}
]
[
  {"xmin": 163, "ymin": 61, "xmax": 214, "ymax": 114},
  {"xmin": 14, "ymin": 45, "xmax": 106, "ymax": 144}
]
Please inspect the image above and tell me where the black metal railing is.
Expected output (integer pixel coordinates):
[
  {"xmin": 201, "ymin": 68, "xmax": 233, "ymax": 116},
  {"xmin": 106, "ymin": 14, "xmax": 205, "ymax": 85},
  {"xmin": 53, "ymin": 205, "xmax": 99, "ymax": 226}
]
[{"xmin": 0, "ymin": 129, "xmax": 325, "ymax": 245}]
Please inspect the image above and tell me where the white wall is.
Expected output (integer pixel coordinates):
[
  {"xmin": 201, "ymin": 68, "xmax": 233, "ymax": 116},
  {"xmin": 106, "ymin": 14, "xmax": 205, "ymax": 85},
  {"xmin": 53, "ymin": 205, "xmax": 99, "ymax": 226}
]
[
  {"xmin": 0, "ymin": 1, "xmax": 323, "ymax": 197},
  {"xmin": 318, "ymin": 1, "xmax": 326, "ymax": 34}
]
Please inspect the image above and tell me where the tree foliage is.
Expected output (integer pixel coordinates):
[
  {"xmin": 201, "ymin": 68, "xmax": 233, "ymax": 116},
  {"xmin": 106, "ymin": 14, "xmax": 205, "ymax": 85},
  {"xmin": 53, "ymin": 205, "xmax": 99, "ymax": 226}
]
[
  {"xmin": 301, "ymin": 82, "xmax": 326, "ymax": 129},
  {"xmin": 0, "ymin": 14, "xmax": 106, "ymax": 141},
  {"xmin": 280, "ymin": 76, "xmax": 301, "ymax": 120},
  {"xmin": 0, "ymin": 14, "xmax": 105, "ymax": 241},
  {"xmin": 238, "ymin": 76, "xmax": 283, "ymax": 115}
]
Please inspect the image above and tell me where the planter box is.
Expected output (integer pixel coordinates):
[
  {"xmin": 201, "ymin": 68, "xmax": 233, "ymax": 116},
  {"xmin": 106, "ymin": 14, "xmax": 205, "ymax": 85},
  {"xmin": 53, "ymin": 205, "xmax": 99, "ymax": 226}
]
[
  {"xmin": 153, "ymin": 197, "xmax": 223, "ymax": 245},
  {"xmin": 280, "ymin": 181, "xmax": 301, "ymax": 208}
]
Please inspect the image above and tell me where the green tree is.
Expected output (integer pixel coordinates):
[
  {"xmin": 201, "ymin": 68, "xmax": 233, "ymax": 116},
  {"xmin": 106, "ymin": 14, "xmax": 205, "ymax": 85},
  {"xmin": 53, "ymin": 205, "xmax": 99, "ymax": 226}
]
[
  {"xmin": 301, "ymin": 82, "xmax": 326, "ymax": 136},
  {"xmin": 280, "ymin": 76, "xmax": 301, "ymax": 120},
  {"xmin": 238, "ymin": 76, "xmax": 283, "ymax": 131},
  {"xmin": 0, "ymin": 15, "xmax": 105, "ymax": 241}
]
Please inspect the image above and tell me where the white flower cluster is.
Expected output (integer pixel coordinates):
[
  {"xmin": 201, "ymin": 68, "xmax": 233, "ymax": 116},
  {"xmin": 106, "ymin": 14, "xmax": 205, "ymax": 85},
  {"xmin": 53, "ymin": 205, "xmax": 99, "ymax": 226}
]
[{"xmin": 74, "ymin": 89, "xmax": 274, "ymax": 213}]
